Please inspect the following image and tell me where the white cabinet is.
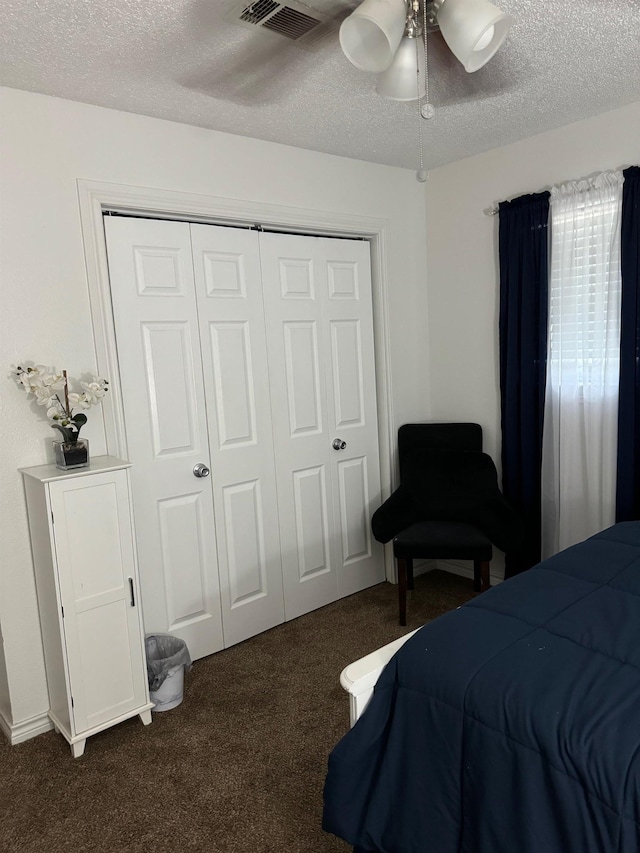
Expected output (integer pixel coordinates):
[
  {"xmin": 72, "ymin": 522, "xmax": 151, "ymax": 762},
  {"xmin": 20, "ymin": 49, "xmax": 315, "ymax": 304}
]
[{"xmin": 21, "ymin": 456, "xmax": 153, "ymax": 757}]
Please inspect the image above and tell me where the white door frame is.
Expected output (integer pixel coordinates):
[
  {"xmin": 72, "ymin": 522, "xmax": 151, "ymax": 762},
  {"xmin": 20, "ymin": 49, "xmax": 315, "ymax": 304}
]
[{"xmin": 77, "ymin": 179, "xmax": 396, "ymax": 582}]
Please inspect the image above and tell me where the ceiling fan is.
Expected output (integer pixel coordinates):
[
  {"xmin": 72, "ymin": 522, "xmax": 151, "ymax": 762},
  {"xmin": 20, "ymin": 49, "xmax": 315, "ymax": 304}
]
[{"xmin": 225, "ymin": 0, "xmax": 512, "ymax": 175}]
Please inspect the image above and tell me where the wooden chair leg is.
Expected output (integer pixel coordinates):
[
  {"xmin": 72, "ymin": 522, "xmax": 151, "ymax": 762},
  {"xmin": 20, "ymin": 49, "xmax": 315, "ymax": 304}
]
[
  {"xmin": 406, "ymin": 557, "xmax": 414, "ymax": 591},
  {"xmin": 480, "ymin": 560, "xmax": 490, "ymax": 592},
  {"xmin": 397, "ymin": 557, "xmax": 408, "ymax": 626},
  {"xmin": 474, "ymin": 559, "xmax": 490, "ymax": 593}
]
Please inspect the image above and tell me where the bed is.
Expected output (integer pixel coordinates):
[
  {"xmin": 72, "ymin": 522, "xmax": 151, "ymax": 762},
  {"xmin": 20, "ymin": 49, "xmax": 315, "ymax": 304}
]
[{"xmin": 323, "ymin": 522, "xmax": 640, "ymax": 853}]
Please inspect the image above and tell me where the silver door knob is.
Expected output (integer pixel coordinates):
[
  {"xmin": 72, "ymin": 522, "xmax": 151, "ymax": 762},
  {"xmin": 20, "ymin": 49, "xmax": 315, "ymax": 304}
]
[
  {"xmin": 193, "ymin": 463, "xmax": 210, "ymax": 478},
  {"xmin": 332, "ymin": 439, "xmax": 347, "ymax": 451}
]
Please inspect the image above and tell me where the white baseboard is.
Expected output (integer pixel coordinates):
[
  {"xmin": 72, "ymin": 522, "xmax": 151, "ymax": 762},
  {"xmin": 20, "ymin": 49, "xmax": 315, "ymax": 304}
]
[
  {"xmin": 410, "ymin": 557, "xmax": 503, "ymax": 587},
  {"xmin": 0, "ymin": 708, "xmax": 11, "ymax": 743},
  {"xmin": 436, "ymin": 558, "xmax": 503, "ymax": 587},
  {"xmin": 0, "ymin": 710, "xmax": 53, "ymax": 745}
]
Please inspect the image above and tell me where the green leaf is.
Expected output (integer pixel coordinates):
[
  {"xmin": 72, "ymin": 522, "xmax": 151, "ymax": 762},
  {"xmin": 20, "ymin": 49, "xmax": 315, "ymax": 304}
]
[{"xmin": 51, "ymin": 424, "xmax": 76, "ymax": 444}]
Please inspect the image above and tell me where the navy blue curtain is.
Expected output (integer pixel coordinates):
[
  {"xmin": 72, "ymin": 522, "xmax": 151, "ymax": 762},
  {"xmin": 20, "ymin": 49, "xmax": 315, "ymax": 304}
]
[
  {"xmin": 616, "ymin": 166, "xmax": 640, "ymax": 521},
  {"xmin": 498, "ymin": 192, "xmax": 550, "ymax": 577}
]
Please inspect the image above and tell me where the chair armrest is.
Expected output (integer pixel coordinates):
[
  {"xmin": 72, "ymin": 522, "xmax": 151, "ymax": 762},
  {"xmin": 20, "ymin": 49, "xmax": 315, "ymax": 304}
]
[{"xmin": 371, "ymin": 486, "xmax": 419, "ymax": 543}]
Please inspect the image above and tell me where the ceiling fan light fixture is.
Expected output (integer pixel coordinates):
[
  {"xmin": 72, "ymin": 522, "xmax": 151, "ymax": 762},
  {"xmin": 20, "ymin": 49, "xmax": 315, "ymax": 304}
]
[
  {"xmin": 431, "ymin": 0, "xmax": 511, "ymax": 72},
  {"xmin": 376, "ymin": 35, "xmax": 426, "ymax": 101},
  {"xmin": 339, "ymin": 0, "xmax": 407, "ymax": 73},
  {"xmin": 473, "ymin": 24, "xmax": 495, "ymax": 52}
]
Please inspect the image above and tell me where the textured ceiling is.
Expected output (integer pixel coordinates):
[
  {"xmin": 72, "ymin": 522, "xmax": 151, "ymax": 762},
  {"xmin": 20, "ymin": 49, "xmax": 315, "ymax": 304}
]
[{"xmin": 1, "ymin": 0, "xmax": 639, "ymax": 170}]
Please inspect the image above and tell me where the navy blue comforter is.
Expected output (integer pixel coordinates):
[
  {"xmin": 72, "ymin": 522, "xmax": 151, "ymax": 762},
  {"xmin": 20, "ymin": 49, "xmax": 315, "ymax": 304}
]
[{"xmin": 323, "ymin": 523, "xmax": 640, "ymax": 852}]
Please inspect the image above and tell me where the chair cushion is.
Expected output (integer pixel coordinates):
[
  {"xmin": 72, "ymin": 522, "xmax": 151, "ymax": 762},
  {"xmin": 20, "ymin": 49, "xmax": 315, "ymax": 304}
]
[{"xmin": 393, "ymin": 520, "xmax": 493, "ymax": 561}]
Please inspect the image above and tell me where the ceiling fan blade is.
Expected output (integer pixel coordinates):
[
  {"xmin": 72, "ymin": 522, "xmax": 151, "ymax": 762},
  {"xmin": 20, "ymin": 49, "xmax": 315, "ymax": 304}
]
[{"xmin": 179, "ymin": 32, "xmax": 310, "ymax": 106}]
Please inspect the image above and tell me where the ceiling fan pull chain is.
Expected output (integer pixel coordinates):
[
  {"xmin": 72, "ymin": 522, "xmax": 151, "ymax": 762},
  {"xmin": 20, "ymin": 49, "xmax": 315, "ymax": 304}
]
[
  {"xmin": 421, "ymin": 1, "xmax": 435, "ymax": 120},
  {"xmin": 416, "ymin": 0, "xmax": 431, "ymax": 182},
  {"xmin": 422, "ymin": 0, "xmax": 432, "ymax": 114},
  {"xmin": 416, "ymin": 114, "xmax": 427, "ymax": 181}
]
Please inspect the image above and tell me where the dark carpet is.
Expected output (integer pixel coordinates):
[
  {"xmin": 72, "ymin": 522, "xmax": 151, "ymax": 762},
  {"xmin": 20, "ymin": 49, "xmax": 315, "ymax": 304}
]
[{"xmin": 0, "ymin": 570, "xmax": 476, "ymax": 852}]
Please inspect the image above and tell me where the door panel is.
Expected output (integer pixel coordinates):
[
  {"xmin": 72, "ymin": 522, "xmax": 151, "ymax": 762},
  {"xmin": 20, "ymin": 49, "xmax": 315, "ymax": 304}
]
[
  {"xmin": 104, "ymin": 216, "xmax": 224, "ymax": 660},
  {"xmin": 337, "ymin": 456, "xmax": 373, "ymax": 564},
  {"xmin": 157, "ymin": 492, "xmax": 208, "ymax": 627},
  {"xmin": 259, "ymin": 232, "xmax": 384, "ymax": 619},
  {"xmin": 259, "ymin": 233, "xmax": 337, "ymax": 619},
  {"xmin": 207, "ymin": 321, "xmax": 256, "ymax": 447},
  {"xmin": 331, "ymin": 319, "xmax": 365, "ymax": 427},
  {"xmin": 284, "ymin": 321, "xmax": 323, "ymax": 434},
  {"xmin": 190, "ymin": 223, "xmax": 284, "ymax": 647},
  {"xmin": 222, "ymin": 480, "xmax": 268, "ymax": 605},
  {"xmin": 293, "ymin": 465, "xmax": 331, "ymax": 580},
  {"xmin": 320, "ymin": 237, "xmax": 383, "ymax": 597},
  {"xmin": 141, "ymin": 321, "xmax": 201, "ymax": 455}
]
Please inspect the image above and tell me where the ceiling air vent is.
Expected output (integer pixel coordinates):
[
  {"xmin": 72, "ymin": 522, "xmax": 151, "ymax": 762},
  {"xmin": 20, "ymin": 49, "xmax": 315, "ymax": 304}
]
[
  {"xmin": 227, "ymin": 0, "xmax": 338, "ymax": 50},
  {"xmin": 262, "ymin": 6, "xmax": 320, "ymax": 40},
  {"xmin": 240, "ymin": 0, "xmax": 280, "ymax": 25}
]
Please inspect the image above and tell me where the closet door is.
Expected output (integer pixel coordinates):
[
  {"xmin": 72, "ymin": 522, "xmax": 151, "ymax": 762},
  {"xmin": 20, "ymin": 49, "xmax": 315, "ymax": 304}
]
[
  {"xmin": 105, "ymin": 216, "xmax": 384, "ymax": 653},
  {"xmin": 259, "ymin": 232, "xmax": 384, "ymax": 620},
  {"xmin": 190, "ymin": 224, "xmax": 285, "ymax": 647},
  {"xmin": 104, "ymin": 216, "xmax": 224, "ymax": 660}
]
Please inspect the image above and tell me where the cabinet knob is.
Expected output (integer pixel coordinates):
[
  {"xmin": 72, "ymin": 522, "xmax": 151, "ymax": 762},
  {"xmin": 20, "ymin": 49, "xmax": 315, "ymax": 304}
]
[{"xmin": 193, "ymin": 463, "xmax": 210, "ymax": 478}]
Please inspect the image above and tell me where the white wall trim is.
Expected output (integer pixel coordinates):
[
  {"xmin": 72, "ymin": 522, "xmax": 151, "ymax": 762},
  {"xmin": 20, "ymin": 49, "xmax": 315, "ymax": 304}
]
[
  {"xmin": 407, "ymin": 557, "xmax": 503, "ymax": 587},
  {"xmin": 0, "ymin": 708, "xmax": 11, "ymax": 743},
  {"xmin": 1, "ymin": 709, "xmax": 53, "ymax": 745},
  {"xmin": 436, "ymin": 558, "xmax": 503, "ymax": 587},
  {"xmin": 77, "ymin": 179, "xmax": 397, "ymax": 581}
]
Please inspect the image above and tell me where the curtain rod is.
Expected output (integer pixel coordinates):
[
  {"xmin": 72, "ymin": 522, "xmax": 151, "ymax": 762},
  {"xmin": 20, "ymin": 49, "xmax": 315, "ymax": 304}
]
[{"xmin": 484, "ymin": 165, "xmax": 634, "ymax": 218}]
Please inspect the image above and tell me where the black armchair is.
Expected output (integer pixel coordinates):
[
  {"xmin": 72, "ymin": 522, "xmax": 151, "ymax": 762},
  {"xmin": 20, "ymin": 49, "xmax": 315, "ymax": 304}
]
[{"xmin": 372, "ymin": 423, "xmax": 524, "ymax": 625}]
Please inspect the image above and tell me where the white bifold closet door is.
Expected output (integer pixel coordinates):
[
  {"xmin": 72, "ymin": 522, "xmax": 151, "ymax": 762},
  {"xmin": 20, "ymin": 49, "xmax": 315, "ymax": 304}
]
[
  {"xmin": 104, "ymin": 215, "xmax": 383, "ymax": 659},
  {"xmin": 259, "ymin": 232, "xmax": 382, "ymax": 618}
]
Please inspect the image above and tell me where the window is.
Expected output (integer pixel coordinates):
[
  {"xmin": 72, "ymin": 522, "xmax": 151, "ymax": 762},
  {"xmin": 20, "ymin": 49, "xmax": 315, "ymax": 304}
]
[
  {"xmin": 541, "ymin": 172, "xmax": 624, "ymax": 557},
  {"xmin": 547, "ymin": 192, "xmax": 622, "ymax": 397}
]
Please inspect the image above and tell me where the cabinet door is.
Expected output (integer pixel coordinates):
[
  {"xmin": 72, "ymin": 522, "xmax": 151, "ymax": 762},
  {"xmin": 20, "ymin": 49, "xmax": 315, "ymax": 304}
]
[{"xmin": 49, "ymin": 470, "xmax": 148, "ymax": 734}]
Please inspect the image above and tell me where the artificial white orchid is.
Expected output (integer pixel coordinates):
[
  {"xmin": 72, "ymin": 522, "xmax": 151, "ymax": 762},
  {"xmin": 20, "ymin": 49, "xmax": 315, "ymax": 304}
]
[
  {"xmin": 14, "ymin": 364, "xmax": 109, "ymax": 443},
  {"xmin": 77, "ymin": 379, "xmax": 108, "ymax": 406}
]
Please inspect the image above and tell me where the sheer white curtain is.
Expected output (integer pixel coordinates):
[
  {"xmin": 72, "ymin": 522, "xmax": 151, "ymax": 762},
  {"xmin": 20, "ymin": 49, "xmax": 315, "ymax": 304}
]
[{"xmin": 541, "ymin": 171, "xmax": 624, "ymax": 558}]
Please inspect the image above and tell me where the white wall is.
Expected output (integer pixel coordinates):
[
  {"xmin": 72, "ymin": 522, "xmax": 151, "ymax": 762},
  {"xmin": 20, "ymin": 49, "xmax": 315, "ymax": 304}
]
[
  {"xmin": 425, "ymin": 100, "xmax": 640, "ymax": 576},
  {"xmin": 0, "ymin": 87, "xmax": 430, "ymax": 733}
]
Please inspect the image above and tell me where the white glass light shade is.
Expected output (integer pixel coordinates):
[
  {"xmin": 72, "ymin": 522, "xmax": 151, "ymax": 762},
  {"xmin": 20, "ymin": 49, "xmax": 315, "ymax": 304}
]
[
  {"xmin": 435, "ymin": 0, "xmax": 511, "ymax": 73},
  {"xmin": 339, "ymin": 0, "xmax": 407, "ymax": 73},
  {"xmin": 376, "ymin": 37, "xmax": 426, "ymax": 101}
]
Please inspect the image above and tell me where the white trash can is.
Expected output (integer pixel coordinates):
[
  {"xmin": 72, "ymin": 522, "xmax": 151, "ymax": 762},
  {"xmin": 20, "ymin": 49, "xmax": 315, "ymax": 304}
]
[
  {"xmin": 145, "ymin": 634, "xmax": 192, "ymax": 712},
  {"xmin": 149, "ymin": 664, "xmax": 185, "ymax": 711}
]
